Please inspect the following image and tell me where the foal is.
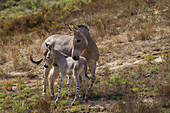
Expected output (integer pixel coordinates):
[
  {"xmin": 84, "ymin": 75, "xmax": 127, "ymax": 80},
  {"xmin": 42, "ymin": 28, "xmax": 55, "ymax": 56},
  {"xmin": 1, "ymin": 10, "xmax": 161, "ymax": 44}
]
[{"xmin": 44, "ymin": 43, "xmax": 89, "ymax": 105}]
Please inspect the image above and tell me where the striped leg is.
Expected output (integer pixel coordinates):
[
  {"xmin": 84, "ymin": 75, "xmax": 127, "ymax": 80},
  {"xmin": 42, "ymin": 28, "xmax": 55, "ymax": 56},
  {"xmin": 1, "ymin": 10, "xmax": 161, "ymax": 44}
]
[
  {"xmin": 81, "ymin": 72, "xmax": 89, "ymax": 102},
  {"xmin": 43, "ymin": 67, "xmax": 51, "ymax": 97},
  {"xmin": 71, "ymin": 74, "xmax": 80, "ymax": 106},
  {"xmin": 49, "ymin": 66, "xmax": 59, "ymax": 96},
  {"xmin": 67, "ymin": 75, "xmax": 71, "ymax": 100},
  {"xmin": 78, "ymin": 75, "xmax": 83, "ymax": 100},
  {"xmin": 55, "ymin": 73, "xmax": 66, "ymax": 103}
]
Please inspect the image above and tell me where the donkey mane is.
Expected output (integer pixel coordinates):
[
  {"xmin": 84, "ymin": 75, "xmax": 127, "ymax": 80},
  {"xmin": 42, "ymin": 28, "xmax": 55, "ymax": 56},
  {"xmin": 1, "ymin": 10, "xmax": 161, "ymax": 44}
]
[{"xmin": 77, "ymin": 25, "xmax": 89, "ymax": 31}]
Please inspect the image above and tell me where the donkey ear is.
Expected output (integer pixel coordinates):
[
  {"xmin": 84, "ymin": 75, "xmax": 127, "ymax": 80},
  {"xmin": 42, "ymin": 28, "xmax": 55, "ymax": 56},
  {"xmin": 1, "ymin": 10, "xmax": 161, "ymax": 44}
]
[
  {"xmin": 72, "ymin": 25, "xmax": 79, "ymax": 32},
  {"xmin": 66, "ymin": 24, "xmax": 79, "ymax": 32}
]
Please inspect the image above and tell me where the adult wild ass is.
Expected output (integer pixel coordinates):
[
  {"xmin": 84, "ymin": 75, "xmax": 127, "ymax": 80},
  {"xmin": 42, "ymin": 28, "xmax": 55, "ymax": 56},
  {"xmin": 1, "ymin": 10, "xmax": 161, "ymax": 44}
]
[
  {"xmin": 31, "ymin": 25, "xmax": 99, "ymax": 97},
  {"xmin": 44, "ymin": 43, "xmax": 89, "ymax": 105}
]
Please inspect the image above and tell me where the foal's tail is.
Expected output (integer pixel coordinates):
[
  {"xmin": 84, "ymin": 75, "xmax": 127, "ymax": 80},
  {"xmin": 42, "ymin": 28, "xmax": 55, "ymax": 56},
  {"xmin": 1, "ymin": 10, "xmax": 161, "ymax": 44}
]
[{"xmin": 30, "ymin": 55, "xmax": 43, "ymax": 65}]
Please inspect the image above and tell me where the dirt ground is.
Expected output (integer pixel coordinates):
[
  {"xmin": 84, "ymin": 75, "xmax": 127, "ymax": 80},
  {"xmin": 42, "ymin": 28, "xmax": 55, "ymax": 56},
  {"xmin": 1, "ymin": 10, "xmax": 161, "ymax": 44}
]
[{"xmin": 0, "ymin": 0, "xmax": 170, "ymax": 112}]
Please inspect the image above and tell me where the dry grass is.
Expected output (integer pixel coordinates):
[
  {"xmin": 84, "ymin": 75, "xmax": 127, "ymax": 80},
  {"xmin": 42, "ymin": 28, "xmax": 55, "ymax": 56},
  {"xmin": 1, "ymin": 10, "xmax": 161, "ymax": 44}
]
[
  {"xmin": 1, "ymin": 79, "xmax": 14, "ymax": 92},
  {"xmin": 0, "ymin": 0, "xmax": 169, "ymax": 112},
  {"xmin": 34, "ymin": 98, "xmax": 51, "ymax": 113}
]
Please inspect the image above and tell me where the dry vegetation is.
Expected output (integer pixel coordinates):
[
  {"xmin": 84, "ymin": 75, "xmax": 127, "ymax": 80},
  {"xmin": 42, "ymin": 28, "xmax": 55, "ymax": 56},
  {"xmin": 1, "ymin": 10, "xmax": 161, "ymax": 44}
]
[{"xmin": 0, "ymin": 0, "xmax": 170, "ymax": 112}]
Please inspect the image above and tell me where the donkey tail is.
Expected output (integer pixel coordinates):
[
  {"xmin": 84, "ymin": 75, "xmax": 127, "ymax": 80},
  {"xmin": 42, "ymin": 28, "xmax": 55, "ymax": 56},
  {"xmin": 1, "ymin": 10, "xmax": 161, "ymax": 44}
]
[{"xmin": 30, "ymin": 55, "xmax": 43, "ymax": 65}]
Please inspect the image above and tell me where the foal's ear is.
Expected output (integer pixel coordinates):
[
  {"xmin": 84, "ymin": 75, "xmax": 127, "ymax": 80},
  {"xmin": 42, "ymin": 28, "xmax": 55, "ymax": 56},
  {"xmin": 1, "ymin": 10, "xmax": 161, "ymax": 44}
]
[
  {"xmin": 45, "ymin": 42, "xmax": 52, "ymax": 51},
  {"xmin": 45, "ymin": 42, "xmax": 49, "ymax": 47}
]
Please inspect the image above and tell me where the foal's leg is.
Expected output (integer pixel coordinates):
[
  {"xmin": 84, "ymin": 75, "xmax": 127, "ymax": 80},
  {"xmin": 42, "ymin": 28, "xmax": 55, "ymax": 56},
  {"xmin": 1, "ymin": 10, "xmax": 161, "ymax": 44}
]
[
  {"xmin": 67, "ymin": 75, "xmax": 72, "ymax": 100},
  {"xmin": 78, "ymin": 75, "xmax": 83, "ymax": 100},
  {"xmin": 49, "ymin": 66, "xmax": 59, "ymax": 96},
  {"xmin": 81, "ymin": 72, "xmax": 89, "ymax": 102},
  {"xmin": 89, "ymin": 63, "xmax": 96, "ymax": 89},
  {"xmin": 43, "ymin": 66, "xmax": 51, "ymax": 97},
  {"xmin": 72, "ymin": 72, "xmax": 80, "ymax": 105},
  {"xmin": 55, "ymin": 73, "xmax": 66, "ymax": 103}
]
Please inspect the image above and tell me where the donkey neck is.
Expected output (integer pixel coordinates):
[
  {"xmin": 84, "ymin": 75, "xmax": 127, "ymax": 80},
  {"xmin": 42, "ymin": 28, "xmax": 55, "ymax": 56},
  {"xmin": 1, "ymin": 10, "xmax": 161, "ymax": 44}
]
[
  {"xmin": 83, "ymin": 32, "xmax": 97, "ymax": 48},
  {"xmin": 83, "ymin": 33, "xmax": 99, "ymax": 60}
]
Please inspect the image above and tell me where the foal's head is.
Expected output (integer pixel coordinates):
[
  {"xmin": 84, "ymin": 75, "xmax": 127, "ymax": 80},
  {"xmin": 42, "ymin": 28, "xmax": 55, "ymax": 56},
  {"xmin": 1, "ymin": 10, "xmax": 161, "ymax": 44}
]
[{"xmin": 44, "ymin": 43, "xmax": 53, "ymax": 68}]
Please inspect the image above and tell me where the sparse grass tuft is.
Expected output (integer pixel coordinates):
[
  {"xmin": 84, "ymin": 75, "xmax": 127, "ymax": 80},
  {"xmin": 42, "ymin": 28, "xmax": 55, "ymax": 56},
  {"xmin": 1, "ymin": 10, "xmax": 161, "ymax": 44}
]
[
  {"xmin": 21, "ymin": 87, "xmax": 30, "ymax": 93},
  {"xmin": 72, "ymin": 105, "xmax": 84, "ymax": 113},
  {"xmin": 144, "ymin": 53, "xmax": 154, "ymax": 62},
  {"xmin": 157, "ymin": 82, "xmax": 170, "ymax": 108},
  {"xmin": 0, "ymin": 67, "xmax": 10, "ymax": 79},
  {"xmin": 12, "ymin": 101, "xmax": 30, "ymax": 113},
  {"xmin": 16, "ymin": 76, "xmax": 25, "ymax": 90},
  {"xmin": 0, "ymin": 93, "xmax": 6, "ymax": 98},
  {"xmin": 34, "ymin": 98, "xmax": 51, "ymax": 113},
  {"xmin": 1, "ymin": 79, "xmax": 14, "ymax": 91},
  {"xmin": 13, "ymin": 93, "xmax": 26, "ymax": 100}
]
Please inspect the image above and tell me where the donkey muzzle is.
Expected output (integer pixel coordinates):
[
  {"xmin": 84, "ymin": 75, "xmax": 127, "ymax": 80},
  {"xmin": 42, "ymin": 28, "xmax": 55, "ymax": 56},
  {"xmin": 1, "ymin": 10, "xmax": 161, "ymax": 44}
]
[
  {"xmin": 73, "ymin": 56, "xmax": 79, "ymax": 61},
  {"xmin": 72, "ymin": 50, "xmax": 80, "ymax": 60}
]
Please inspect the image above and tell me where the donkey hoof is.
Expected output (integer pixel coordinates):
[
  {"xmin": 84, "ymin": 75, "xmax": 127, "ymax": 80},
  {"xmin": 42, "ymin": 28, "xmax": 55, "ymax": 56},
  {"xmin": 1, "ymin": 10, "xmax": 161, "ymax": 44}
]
[
  {"xmin": 66, "ymin": 97, "xmax": 70, "ymax": 101},
  {"xmin": 85, "ymin": 98, "xmax": 88, "ymax": 103},
  {"xmin": 50, "ymin": 95, "xmax": 55, "ymax": 100},
  {"xmin": 51, "ymin": 93, "xmax": 54, "ymax": 97},
  {"xmin": 88, "ymin": 84, "xmax": 93, "ymax": 89},
  {"xmin": 71, "ymin": 102, "xmax": 75, "ymax": 106},
  {"xmin": 71, "ymin": 99, "xmax": 77, "ymax": 106},
  {"xmin": 79, "ymin": 95, "xmax": 83, "ymax": 101},
  {"xmin": 55, "ymin": 99, "xmax": 59, "ymax": 103},
  {"xmin": 42, "ymin": 93, "xmax": 46, "ymax": 97}
]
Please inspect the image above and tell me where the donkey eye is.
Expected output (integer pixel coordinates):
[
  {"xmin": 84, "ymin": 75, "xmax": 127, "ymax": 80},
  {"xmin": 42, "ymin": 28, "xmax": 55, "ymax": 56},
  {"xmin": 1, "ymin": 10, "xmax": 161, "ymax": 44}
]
[{"xmin": 77, "ymin": 40, "xmax": 81, "ymax": 43}]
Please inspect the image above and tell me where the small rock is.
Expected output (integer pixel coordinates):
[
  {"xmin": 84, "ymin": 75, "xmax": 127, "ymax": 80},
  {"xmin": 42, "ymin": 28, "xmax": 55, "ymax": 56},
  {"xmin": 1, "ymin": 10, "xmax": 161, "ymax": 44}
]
[
  {"xmin": 154, "ymin": 57, "xmax": 163, "ymax": 63},
  {"xmin": 154, "ymin": 36, "xmax": 161, "ymax": 40},
  {"xmin": 143, "ymin": 99, "xmax": 154, "ymax": 103},
  {"xmin": 100, "ymin": 106, "xmax": 105, "ymax": 112},
  {"xmin": 134, "ymin": 59, "xmax": 146, "ymax": 64}
]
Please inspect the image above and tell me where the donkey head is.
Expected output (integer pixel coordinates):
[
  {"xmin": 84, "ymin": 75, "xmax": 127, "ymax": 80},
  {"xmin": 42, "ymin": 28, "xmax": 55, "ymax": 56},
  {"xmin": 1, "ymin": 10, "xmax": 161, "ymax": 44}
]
[
  {"xmin": 44, "ymin": 43, "xmax": 54, "ymax": 68},
  {"xmin": 68, "ymin": 25, "xmax": 88, "ymax": 60}
]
